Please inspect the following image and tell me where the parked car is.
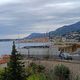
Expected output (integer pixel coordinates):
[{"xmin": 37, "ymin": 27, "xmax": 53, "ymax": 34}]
[{"xmin": 59, "ymin": 53, "xmax": 72, "ymax": 60}]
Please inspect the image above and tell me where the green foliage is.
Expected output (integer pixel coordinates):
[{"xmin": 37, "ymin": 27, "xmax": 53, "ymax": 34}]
[
  {"xmin": 1, "ymin": 41, "xmax": 26, "ymax": 80},
  {"xmin": 74, "ymin": 75, "xmax": 80, "ymax": 80},
  {"xmin": 54, "ymin": 64, "xmax": 70, "ymax": 80},
  {"xmin": 47, "ymin": 69, "xmax": 57, "ymax": 80},
  {"xmin": 46, "ymin": 64, "xmax": 71, "ymax": 80},
  {"xmin": 27, "ymin": 73, "xmax": 47, "ymax": 80},
  {"xmin": 26, "ymin": 62, "xmax": 45, "ymax": 74},
  {"xmin": 0, "ymin": 68, "xmax": 9, "ymax": 80},
  {"xmin": 26, "ymin": 62, "xmax": 47, "ymax": 80},
  {"xmin": 0, "ymin": 68, "xmax": 4, "ymax": 80},
  {"xmin": 37, "ymin": 64, "xmax": 45, "ymax": 73}
]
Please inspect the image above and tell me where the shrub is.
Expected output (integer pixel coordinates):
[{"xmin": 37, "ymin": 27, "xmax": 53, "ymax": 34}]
[
  {"xmin": 27, "ymin": 73, "xmax": 47, "ymax": 80},
  {"xmin": 53, "ymin": 64, "xmax": 70, "ymax": 80},
  {"xmin": 26, "ymin": 62, "xmax": 45, "ymax": 74},
  {"xmin": 74, "ymin": 75, "xmax": 80, "ymax": 80}
]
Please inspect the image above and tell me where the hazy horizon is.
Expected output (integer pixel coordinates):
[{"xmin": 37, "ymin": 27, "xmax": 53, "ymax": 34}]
[{"xmin": 0, "ymin": 0, "xmax": 80, "ymax": 39}]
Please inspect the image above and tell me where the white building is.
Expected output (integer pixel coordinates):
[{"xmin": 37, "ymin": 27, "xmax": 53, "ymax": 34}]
[{"xmin": 18, "ymin": 42, "xmax": 60, "ymax": 58}]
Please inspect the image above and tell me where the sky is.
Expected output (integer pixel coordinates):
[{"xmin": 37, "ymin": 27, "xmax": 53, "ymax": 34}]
[{"xmin": 0, "ymin": 0, "xmax": 80, "ymax": 39}]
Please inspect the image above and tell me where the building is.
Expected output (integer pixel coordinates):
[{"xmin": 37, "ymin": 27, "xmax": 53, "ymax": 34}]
[{"xmin": 18, "ymin": 42, "xmax": 60, "ymax": 58}]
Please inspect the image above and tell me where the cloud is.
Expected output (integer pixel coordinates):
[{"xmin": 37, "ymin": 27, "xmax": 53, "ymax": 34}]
[
  {"xmin": 0, "ymin": 0, "xmax": 80, "ymax": 38},
  {"xmin": 0, "ymin": 33, "xmax": 30, "ymax": 39},
  {"xmin": 0, "ymin": 0, "xmax": 20, "ymax": 5}
]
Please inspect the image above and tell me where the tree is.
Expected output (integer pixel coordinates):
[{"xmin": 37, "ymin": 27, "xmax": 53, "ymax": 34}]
[
  {"xmin": 26, "ymin": 62, "xmax": 46, "ymax": 80},
  {"xmin": 53, "ymin": 64, "xmax": 70, "ymax": 80},
  {"xmin": 0, "ymin": 68, "xmax": 9, "ymax": 80},
  {"xmin": 0, "ymin": 68, "xmax": 5, "ymax": 80},
  {"xmin": 26, "ymin": 62, "xmax": 45, "ymax": 75},
  {"xmin": 2, "ymin": 41, "xmax": 26, "ymax": 80}
]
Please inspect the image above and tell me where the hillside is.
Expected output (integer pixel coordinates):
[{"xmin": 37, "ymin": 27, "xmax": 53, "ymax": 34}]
[
  {"xmin": 50, "ymin": 21, "xmax": 80, "ymax": 36},
  {"xmin": 25, "ymin": 21, "xmax": 80, "ymax": 39},
  {"xmin": 25, "ymin": 33, "xmax": 47, "ymax": 39}
]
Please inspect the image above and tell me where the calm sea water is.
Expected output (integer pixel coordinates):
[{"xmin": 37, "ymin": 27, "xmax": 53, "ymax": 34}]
[{"xmin": 0, "ymin": 41, "xmax": 49, "ymax": 56}]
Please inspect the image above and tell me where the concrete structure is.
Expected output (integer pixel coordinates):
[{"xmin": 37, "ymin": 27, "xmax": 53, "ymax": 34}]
[
  {"xmin": 18, "ymin": 46, "xmax": 49, "ymax": 57},
  {"xmin": 18, "ymin": 42, "xmax": 80, "ymax": 59},
  {"xmin": 18, "ymin": 42, "xmax": 60, "ymax": 58}
]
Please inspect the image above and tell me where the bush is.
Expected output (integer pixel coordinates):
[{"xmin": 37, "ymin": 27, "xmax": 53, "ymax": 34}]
[
  {"xmin": 26, "ymin": 62, "xmax": 45, "ymax": 74},
  {"xmin": 26, "ymin": 62, "xmax": 47, "ymax": 80},
  {"xmin": 74, "ymin": 75, "xmax": 80, "ymax": 80},
  {"xmin": 27, "ymin": 73, "xmax": 47, "ymax": 80},
  {"xmin": 47, "ymin": 69, "xmax": 57, "ymax": 80},
  {"xmin": 0, "ymin": 69, "xmax": 3, "ymax": 79},
  {"xmin": 53, "ymin": 64, "xmax": 70, "ymax": 80}
]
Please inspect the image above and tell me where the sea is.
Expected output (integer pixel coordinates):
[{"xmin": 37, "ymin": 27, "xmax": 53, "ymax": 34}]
[{"xmin": 0, "ymin": 41, "xmax": 49, "ymax": 56}]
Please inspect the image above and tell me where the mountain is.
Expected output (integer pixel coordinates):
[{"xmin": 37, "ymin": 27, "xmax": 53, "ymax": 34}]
[
  {"xmin": 50, "ymin": 21, "xmax": 80, "ymax": 36},
  {"xmin": 25, "ymin": 33, "xmax": 47, "ymax": 39},
  {"xmin": 25, "ymin": 21, "xmax": 80, "ymax": 39}
]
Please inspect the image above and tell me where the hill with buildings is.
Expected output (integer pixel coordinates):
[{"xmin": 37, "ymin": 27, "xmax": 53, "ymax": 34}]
[
  {"xmin": 25, "ymin": 21, "xmax": 80, "ymax": 39},
  {"xmin": 50, "ymin": 21, "xmax": 80, "ymax": 36}
]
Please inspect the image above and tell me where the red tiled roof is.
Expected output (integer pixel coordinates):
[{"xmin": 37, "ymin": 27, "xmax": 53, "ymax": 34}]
[
  {"xmin": 0, "ymin": 59, "xmax": 8, "ymax": 64},
  {"xmin": 0, "ymin": 55, "xmax": 10, "ymax": 64}
]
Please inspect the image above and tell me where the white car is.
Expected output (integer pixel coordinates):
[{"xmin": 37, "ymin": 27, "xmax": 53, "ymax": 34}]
[{"xmin": 59, "ymin": 53, "xmax": 72, "ymax": 60}]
